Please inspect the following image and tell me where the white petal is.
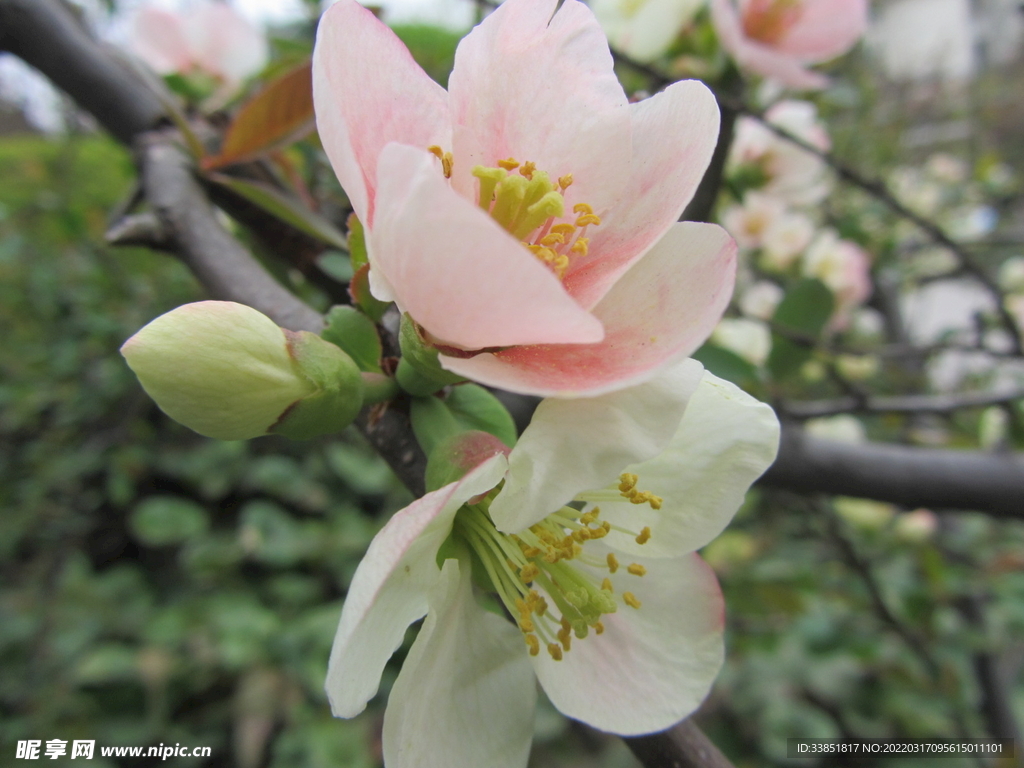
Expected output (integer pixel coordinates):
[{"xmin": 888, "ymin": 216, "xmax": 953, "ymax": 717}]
[
  {"xmin": 489, "ymin": 359, "xmax": 704, "ymax": 533},
  {"xmin": 598, "ymin": 371, "xmax": 779, "ymax": 559},
  {"xmin": 325, "ymin": 455, "xmax": 507, "ymax": 717},
  {"xmin": 533, "ymin": 551, "xmax": 724, "ymax": 735},
  {"xmin": 383, "ymin": 559, "xmax": 536, "ymax": 768}
]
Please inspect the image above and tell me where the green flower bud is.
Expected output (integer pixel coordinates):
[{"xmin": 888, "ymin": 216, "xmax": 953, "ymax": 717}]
[{"xmin": 121, "ymin": 301, "xmax": 363, "ymax": 440}]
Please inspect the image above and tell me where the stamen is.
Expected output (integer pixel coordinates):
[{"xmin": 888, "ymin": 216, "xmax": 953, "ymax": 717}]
[
  {"xmin": 498, "ymin": 157, "xmax": 520, "ymax": 171},
  {"xmin": 636, "ymin": 527, "xmax": 652, "ymax": 545},
  {"xmin": 627, "ymin": 563, "xmax": 647, "ymax": 577},
  {"xmin": 519, "ymin": 161, "xmax": 537, "ymax": 179},
  {"xmin": 573, "ymin": 203, "xmax": 594, "ymax": 215},
  {"xmin": 594, "ymin": 621, "xmax": 605, "ymax": 635},
  {"xmin": 558, "ymin": 174, "xmax": 573, "ymax": 191},
  {"xmin": 547, "ymin": 643, "xmax": 563, "ymax": 661},
  {"xmin": 427, "ymin": 145, "xmax": 453, "ymax": 178},
  {"xmin": 575, "ymin": 213, "xmax": 602, "ymax": 227},
  {"xmin": 623, "ymin": 592, "xmax": 642, "ymax": 609},
  {"xmin": 601, "ymin": 577, "xmax": 613, "ymax": 592},
  {"xmin": 525, "ymin": 634, "xmax": 540, "ymax": 656},
  {"xmin": 607, "ymin": 553, "xmax": 619, "ymax": 573}
]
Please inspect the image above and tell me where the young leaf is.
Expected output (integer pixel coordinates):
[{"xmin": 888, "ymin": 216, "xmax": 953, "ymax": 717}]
[
  {"xmin": 322, "ymin": 305, "xmax": 383, "ymax": 373},
  {"xmin": 767, "ymin": 278, "xmax": 834, "ymax": 380},
  {"xmin": 204, "ymin": 61, "xmax": 314, "ymax": 169},
  {"xmin": 444, "ymin": 384, "xmax": 517, "ymax": 448},
  {"xmin": 205, "ymin": 173, "xmax": 348, "ymax": 250}
]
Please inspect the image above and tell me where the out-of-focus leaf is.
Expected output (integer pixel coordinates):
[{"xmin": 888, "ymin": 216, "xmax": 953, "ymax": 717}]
[
  {"xmin": 349, "ymin": 263, "xmax": 389, "ymax": 322},
  {"xmin": 767, "ymin": 279, "xmax": 834, "ymax": 380},
  {"xmin": 130, "ymin": 496, "xmax": 209, "ymax": 546},
  {"xmin": 205, "ymin": 173, "xmax": 347, "ymax": 249},
  {"xmin": 444, "ymin": 384, "xmax": 517, "ymax": 447},
  {"xmin": 322, "ymin": 305, "xmax": 382, "ymax": 373},
  {"xmin": 204, "ymin": 61, "xmax": 314, "ymax": 169},
  {"xmin": 692, "ymin": 342, "xmax": 760, "ymax": 386}
]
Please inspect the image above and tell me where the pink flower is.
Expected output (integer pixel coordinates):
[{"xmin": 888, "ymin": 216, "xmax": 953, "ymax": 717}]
[
  {"xmin": 801, "ymin": 229, "xmax": 872, "ymax": 327},
  {"xmin": 313, "ymin": 0, "xmax": 736, "ymax": 397},
  {"xmin": 711, "ymin": 0, "xmax": 868, "ymax": 88},
  {"xmin": 131, "ymin": 1, "xmax": 268, "ymax": 87}
]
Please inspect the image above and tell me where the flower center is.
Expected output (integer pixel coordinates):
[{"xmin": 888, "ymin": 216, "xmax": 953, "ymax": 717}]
[
  {"xmin": 741, "ymin": 0, "xmax": 803, "ymax": 43},
  {"xmin": 451, "ymin": 473, "xmax": 660, "ymax": 661},
  {"xmin": 428, "ymin": 146, "xmax": 601, "ymax": 280}
]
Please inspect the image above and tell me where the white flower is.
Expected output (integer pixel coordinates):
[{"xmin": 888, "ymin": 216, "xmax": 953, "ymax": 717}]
[
  {"xmin": 805, "ymin": 414, "xmax": 866, "ymax": 443},
  {"xmin": 761, "ymin": 209, "xmax": 815, "ymax": 270},
  {"xmin": 740, "ymin": 280, "xmax": 785, "ymax": 319},
  {"xmin": 721, "ymin": 192, "xmax": 786, "ymax": 250},
  {"xmin": 801, "ymin": 229, "xmax": 872, "ymax": 326},
  {"xmin": 591, "ymin": 0, "xmax": 707, "ymax": 63},
  {"xmin": 729, "ymin": 101, "xmax": 832, "ymax": 206},
  {"xmin": 712, "ymin": 318, "xmax": 772, "ymax": 365},
  {"xmin": 325, "ymin": 361, "xmax": 779, "ymax": 764}
]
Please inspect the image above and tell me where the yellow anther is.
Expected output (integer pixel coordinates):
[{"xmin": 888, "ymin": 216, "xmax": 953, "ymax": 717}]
[
  {"xmin": 594, "ymin": 621, "xmax": 605, "ymax": 635},
  {"xmin": 573, "ymin": 202, "xmax": 594, "ymax": 215},
  {"xmin": 570, "ymin": 237, "xmax": 589, "ymax": 256},
  {"xmin": 550, "ymin": 223, "xmax": 576, "ymax": 237},
  {"xmin": 539, "ymin": 233, "xmax": 565, "ymax": 246},
  {"xmin": 588, "ymin": 524, "xmax": 608, "ymax": 540},
  {"xmin": 649, "ymin": 495, "xmax": 663, "ymax": 510},
  {"xmin": 572, "ymin": 527, "xmax": 592, "ymax": 542},
  {"xmin": 607, "ymin": 553, "xmax": 619, "ymax": 573},
  {"xmin": 515, "ymin": 597, "xmax": 528, "ymax": 615},
  {"xmin": 519, "ymin": 161, "xmax": 537, "ymax": 179},
  {"xmin": 529, "ymin": 592, "xmax": 549, "ymax": 616},
  {"xmin": 575, "ymin": 213, "xmax": 602, "ymax": 227},
  {"xmin": 518, "ymin": 616, "xmax": 535, "ymax": 633},
  {"xmin": 526, "ymin": 634, "xmax": 540, "ymax": 656},
  {"xmin": 547, "ymin": 643, "xmax": 563, "ymax": 661},
  {"xmin": 558, "ymin": 627, "xmax": 572, "ymax": 652},
  {"xmin": 619, "ymin": 473, "xmax": 638, "ymax": 492},
  {"xmin": 636, "ymin": 526, "xmax": 652, "ymax": 545},
  {"xmin": 623, "ymin": 592, "xmax": 642, "ymax": 609},
  {"xmin": 601, "ymin": 577, "xmax": 614, "ymax": 592},
  {"xmin": 558, "ymin": 174, "xmax": 573, "ymax": 190},
  {"xmin": 627, "ymin": 563, "xmax": 647, "ymax": 577},
  {"xmin": 497, "ymin": 157, "xmax": 520, "ymax": 171},
  {"xmin": 580, "ymin": 508, "xmax": 599, "ymax": 525},
  {"xmin": 427, "ymin": 145, "xmax": 452, "ymax": 178},
  {"xmin": 520, "ymin": 563, "xmax": 540, "ymax": 583}
]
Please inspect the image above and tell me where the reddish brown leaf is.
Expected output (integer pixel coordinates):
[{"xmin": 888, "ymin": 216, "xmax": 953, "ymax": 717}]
[{"xmin": 204, "ymin": 60, "xmax": 314, "ymax": 169}]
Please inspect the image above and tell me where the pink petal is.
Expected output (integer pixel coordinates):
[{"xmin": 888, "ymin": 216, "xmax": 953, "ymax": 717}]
[
  {"xmin": 532, "ymin": 551, "xmax": 725, "ymax": 735},
  {"xmin": 312, "ymin": 0, "xmax": 450, "ymax": 226},
  {"xmin": 441, "ymin": 222, "xmax": 736, "ymax": 396},
  {"xmin": 131, "ymin": 7, "xmax": 192, "ymax": 75},
  {"xmin": 189, "ymin": 2, "xmax": 268, "ymax": 84},
  {"xmin": 564, "ymin": 80, "xmax": 720, "ymax": 309},
  {"xmin": 370, "ymin": 144, "xmax": 605, "ymax": 349},
  {"xmin": 447, "ymin": 0, "xmax": 631, "ymax": 215},
  {"xmin": 711, "ymin": 0, "xmax": 830, "ymax": 88},
  {"xmin": 325, "ymin": 455, "xmax": 507, "ymax": 718},
  {"xmin": 776, "ymin": 0, "xmax": 869, "ymax": 62}
]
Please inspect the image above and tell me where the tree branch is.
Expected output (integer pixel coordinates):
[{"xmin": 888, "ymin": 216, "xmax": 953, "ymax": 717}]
[
  {"xmin": 0, "ymin": 0, "xmax": 164, "ymax": 144},
  {"xmin": 760, "ymin": 425, "xmax": 1024, "ymax": 518},
  {"xmin": 780, "ymin": 387, "xmax": 1024, "ymax": 418}
]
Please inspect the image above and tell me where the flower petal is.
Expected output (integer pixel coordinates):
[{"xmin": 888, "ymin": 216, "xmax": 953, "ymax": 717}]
[
  {"xmin": 131, "ymin": 7, "xmax": 192, "ymax": 75},
  {"xmin": 776, "ymin": 0, "xmax": 868, "ymax": 62},
  {"xmin": 312, "ymin": 0, "xmax": 450, "ymax": 226},
  {"xmin": 711, "ymin": 0, "xmax": 830, "ymax": 88},
  {"xmin": 188, "ymin": 2, "xmax": 268, "ymax": 84},
  {"xmin": 565, "ymin": 80, "xmax": 720, "ymax": 309},
  {"xmin": 325, "ymin": 455, "xmax": 507, "ymax": 718},
  {"xmin": 489, "ymin": 359, "xmax": 704, "ymax": 533},
  {"xmin": 447, "ymin": 0, "xmax": 631, "ymax": 214},
  {"xmin": 442, "ymin": 221, "xmax": 735, "ymax": 396},
  {"xmin": 533, "ymin": 551, "xmax": 725, "ymax": 735},
  {"xmin": 597, "ymin": 371, "xmax": 780, "ymax": 559},
  {"xmin": 370, "ymin": 143, "xmax": 605, "ymax": 349},
  {"xmin": 382, "ymin": 559, "xmax": 536, "ymax": 768}
]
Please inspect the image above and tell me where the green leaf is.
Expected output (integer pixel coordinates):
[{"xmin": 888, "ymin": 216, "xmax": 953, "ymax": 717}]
[
  {"xmin": 350, "ymin": 263, "xmax": 389, "ymax": 323},
  {"xmin": 396, "ymin": 312, "xmax": 465, "ymax": 395},
  {"xmin": 767, "ymin": 279, "xmax": 834, "ymax": 380},
  {"xmin": 322, "ymin": 305, "xmax": 383, "ymax": 373},
  {"xmin": 409, "ymin": 396, "xmax": 463, "ymax": 457},
  {"xmin": 130, "ymin": 496, "xmax": 209, "ymax": 546},
  {"xmin": 692, "ymin": 343, "xmax": 759, "ymax": 386},
  {"xmin": 347, "ymin": 213, "xmax": 367, "ymax": 270},
  {"xmin": 444, "ymin": 384, "xmax": 517, "ymax": 447},
  {"xmin": 205, "ymin": 173, "xmax": 348, "ymax": 250}
]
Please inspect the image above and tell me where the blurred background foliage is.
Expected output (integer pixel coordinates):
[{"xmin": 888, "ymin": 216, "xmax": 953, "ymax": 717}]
[{"xmin": 2, "ymin": 2, "xmax": 1024, "ymax": 767}]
